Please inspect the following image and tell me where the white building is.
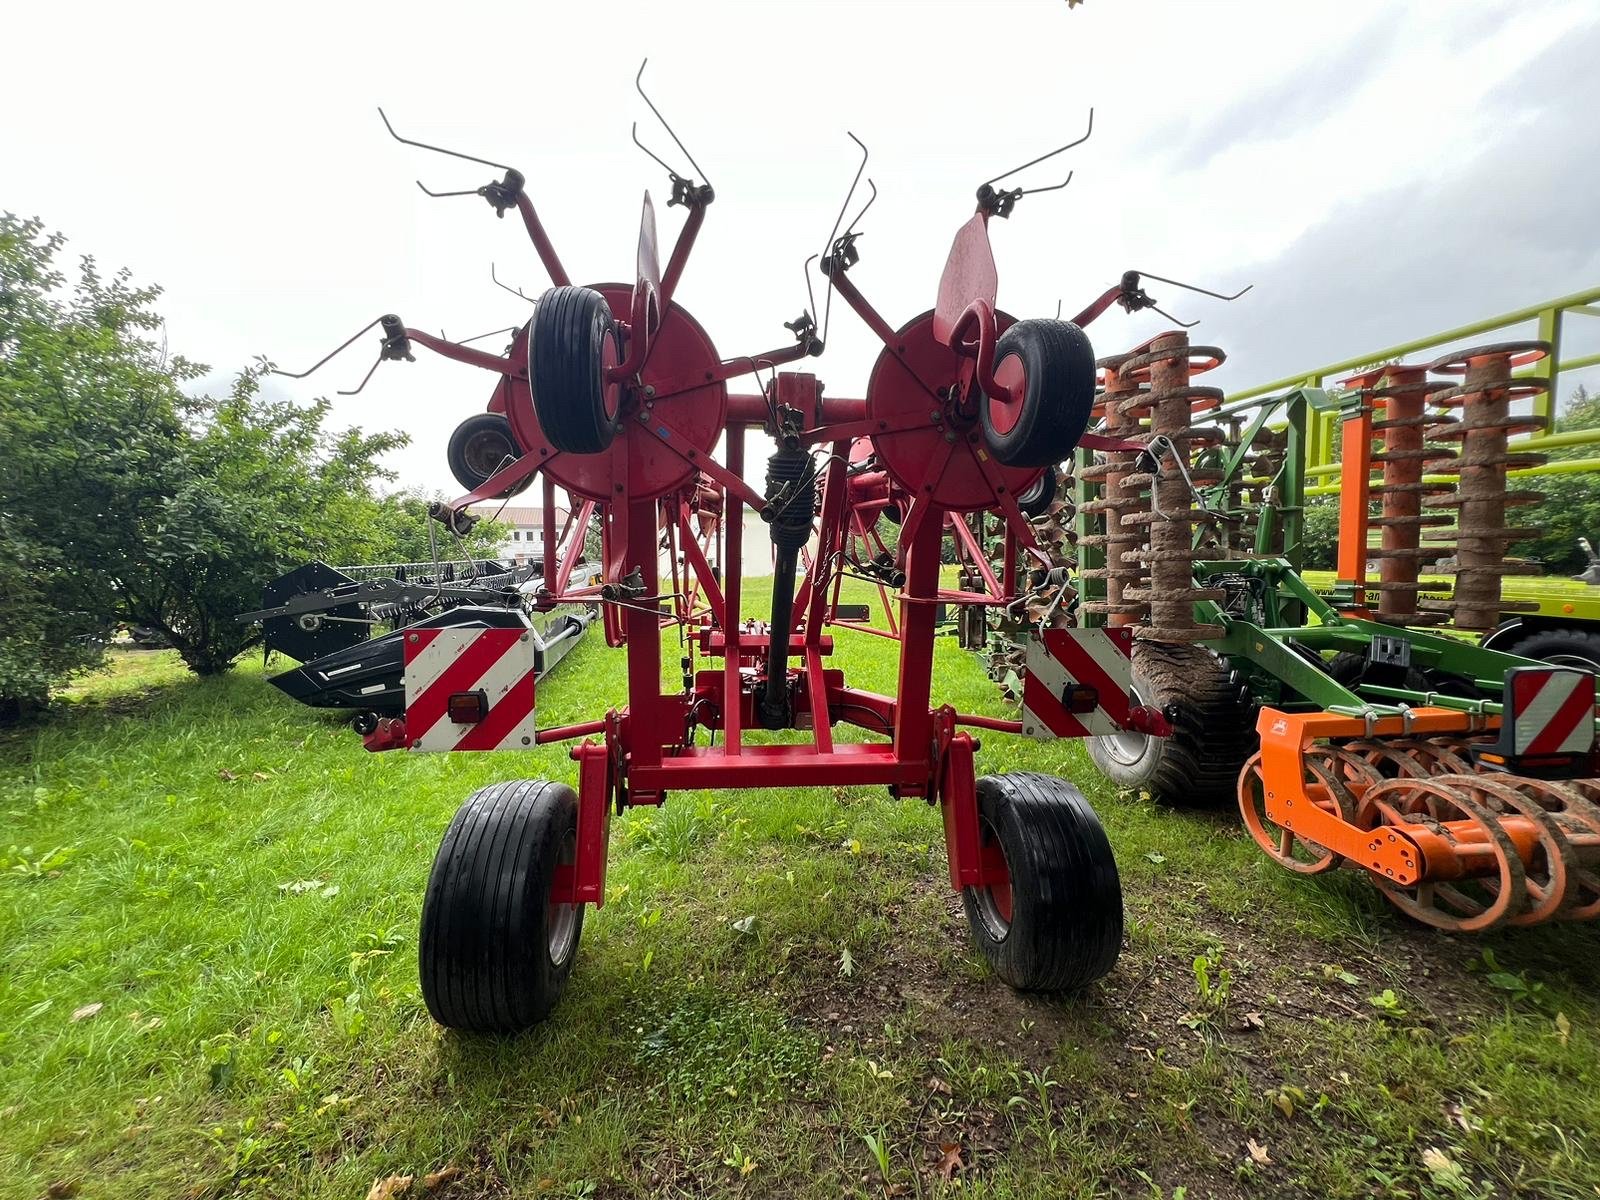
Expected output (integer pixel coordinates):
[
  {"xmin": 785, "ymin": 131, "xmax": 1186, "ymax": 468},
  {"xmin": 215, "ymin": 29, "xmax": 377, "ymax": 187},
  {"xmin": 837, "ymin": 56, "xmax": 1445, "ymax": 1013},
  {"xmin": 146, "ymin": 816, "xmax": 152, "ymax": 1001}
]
[{"xmin": 467, "ymin": 504, "xmax": 571, "ymax": 566}]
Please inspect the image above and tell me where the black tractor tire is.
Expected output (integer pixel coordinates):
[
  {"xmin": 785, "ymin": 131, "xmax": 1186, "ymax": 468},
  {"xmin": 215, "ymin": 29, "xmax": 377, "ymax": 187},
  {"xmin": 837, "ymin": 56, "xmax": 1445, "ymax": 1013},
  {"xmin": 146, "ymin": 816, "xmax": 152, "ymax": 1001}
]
[
  {"xmin": 530, "ymin": 286, "xmax": 621, "ymax": 455},
  {"xmin": 420, "ymin": 779, "xmax": 584, "ymax": 1033},
  {"xmin": 1016, "ymin": 466, "xmax": 1058, "ymax": 519},
  {"xmin": 962, "ymin": 772, "xmax": 1122, "ymax": 992},
  {"xmin": 981, "ymin": 319, "xmax": 1096, "ymax": 468},
  {"xmin": 1087, "ymin": 642, "xmax": 1257, "ymax": 808},
  {"xmin": 447, "ymin": 412, "xmax": 530, "ymax": 496},
  {"xmin": 1500, "ymin": 626, "xmax": 1600, "ymax": 673}
]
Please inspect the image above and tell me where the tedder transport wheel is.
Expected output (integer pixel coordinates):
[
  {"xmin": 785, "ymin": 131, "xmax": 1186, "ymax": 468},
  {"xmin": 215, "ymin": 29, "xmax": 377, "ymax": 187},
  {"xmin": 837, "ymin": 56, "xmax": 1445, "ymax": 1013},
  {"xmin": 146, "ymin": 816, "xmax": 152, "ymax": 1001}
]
[
  {"xmin": 1015, "ymin": 465, "xmax": 1058, "ymax": 519},
  {"xmin": 982, "ymin": 319, "xmax": 1096, "ymax": 468},
  {"xmin": 1500, "ymin": 626, "xmax": 1600, "ymax": 673},
  {"xmin": 962, "ymin": 773, "xmax": 1122, "ymax": 991},
  {"xmin": 530, "ymin": 285, "xmax": 621, "ymax": 455},
  {"xmin": 420, "ymin": 779, "xmax": 583, "ymax": 1032},
  {"xmin": 446, "ymin": 412, "xmax": 530, "ymax": 496},
  {"xmin": 1087, "ymin": 642, "xmax": 1257, "ymax": 808}
]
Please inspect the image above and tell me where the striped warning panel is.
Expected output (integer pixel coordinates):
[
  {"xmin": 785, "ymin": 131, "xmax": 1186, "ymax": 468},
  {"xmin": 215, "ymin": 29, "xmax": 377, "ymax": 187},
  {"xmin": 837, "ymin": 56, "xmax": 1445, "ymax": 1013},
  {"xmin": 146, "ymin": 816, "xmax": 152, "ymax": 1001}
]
[
  {"xmin": 1508, "ymin": 666, "xmax": 1597, "ymax": 756},
  {"xmin": 1021, "ymin": 626, "xmax": 1135, "ymax": 739},
  {"xmin": 402, "ymin": 627, "xmax": 537, "ymax": 752}
]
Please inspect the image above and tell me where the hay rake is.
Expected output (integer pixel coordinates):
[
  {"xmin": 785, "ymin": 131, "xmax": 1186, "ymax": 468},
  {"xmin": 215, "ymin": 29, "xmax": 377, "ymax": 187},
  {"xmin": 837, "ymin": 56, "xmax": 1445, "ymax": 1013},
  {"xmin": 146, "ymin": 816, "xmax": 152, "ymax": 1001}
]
[{"xmin": 272, "ymin": 70, "xmax": 1177, "ymax": 1031}]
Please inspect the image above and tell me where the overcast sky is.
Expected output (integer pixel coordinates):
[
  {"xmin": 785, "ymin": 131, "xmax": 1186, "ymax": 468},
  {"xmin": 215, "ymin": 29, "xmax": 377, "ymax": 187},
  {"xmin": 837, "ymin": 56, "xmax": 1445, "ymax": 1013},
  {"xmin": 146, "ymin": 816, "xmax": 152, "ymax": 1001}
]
[{"xmin": 6, "ymin": 0, "xmax": 1598, "ymax": 494}]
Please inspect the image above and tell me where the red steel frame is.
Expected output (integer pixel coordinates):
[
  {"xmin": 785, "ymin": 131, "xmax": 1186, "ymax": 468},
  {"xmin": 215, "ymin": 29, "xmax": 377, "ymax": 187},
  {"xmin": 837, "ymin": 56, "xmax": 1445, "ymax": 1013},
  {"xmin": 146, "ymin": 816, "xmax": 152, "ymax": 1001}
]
[{"xmin": 351, "ymin": 144, "xmax": 1155, "ymax": 915}]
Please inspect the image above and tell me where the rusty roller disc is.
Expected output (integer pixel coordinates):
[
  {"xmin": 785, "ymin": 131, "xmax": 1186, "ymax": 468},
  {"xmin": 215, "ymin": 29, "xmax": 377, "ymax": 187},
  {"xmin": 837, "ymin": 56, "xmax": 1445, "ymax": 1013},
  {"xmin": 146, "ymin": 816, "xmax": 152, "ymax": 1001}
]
[
  {"xmin": 1343, "ymin": 738, "xmax": 1440, "ymax": 779},
  {"xmin": 1238, "ymin": 752, "xmax": 1352, "ymax": 874},
  {"xmin": 1357, "ymin": 777, "xmax": 1527, "ymax": 932},
  {"xmin": 1508, "ymin": 777, "xmax": 1600, "ymax": 923},
  {"xmin": 1442, "ymin": 775, "xmax": 1575, "ymax": 926},
  {"xmin": 1308, "ymin": 744, "xmax": 1386, "ymax": 801}
]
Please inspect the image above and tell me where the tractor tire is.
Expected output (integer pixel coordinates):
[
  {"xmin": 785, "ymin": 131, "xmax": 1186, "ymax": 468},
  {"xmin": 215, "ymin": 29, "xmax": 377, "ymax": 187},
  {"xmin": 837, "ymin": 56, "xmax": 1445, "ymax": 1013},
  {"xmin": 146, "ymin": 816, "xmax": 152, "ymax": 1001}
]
[
  {"xmin": 1016, "ymin": 466, "xmax": 1058, "ymax": 519},
  {"xmin": 446, "ymin": 412, "xmax": 530, "ymax": 496},
  {"xmin": 981, "ymin": 319, "xmax": 1096, "ymax": 468},
  {"xmin": 962, "ymin": 772, "xmax": 1122, "ymax": 991},
  {"xmin": 1087, "ymin": 642, "xmax": 1257, "ymax": 808},
  {"xmin": 530, "ymin": 286, "xmax": 621, "ymax": 455},
  {"xmin": 1499, "ymin": 626, "xmax": 1600, "ymax": 673},
  {"xmin": 420, "ymin": 779, "xmax": 583, "ymax": 1032}
]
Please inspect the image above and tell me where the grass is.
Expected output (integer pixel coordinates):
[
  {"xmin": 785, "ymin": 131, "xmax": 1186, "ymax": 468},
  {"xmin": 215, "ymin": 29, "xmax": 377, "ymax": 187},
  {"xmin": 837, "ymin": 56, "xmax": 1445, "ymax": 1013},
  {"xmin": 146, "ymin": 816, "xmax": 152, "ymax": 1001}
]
[{"xmin": 3, "ymin": 586, "xmax": 1600, "ymax": 1199}]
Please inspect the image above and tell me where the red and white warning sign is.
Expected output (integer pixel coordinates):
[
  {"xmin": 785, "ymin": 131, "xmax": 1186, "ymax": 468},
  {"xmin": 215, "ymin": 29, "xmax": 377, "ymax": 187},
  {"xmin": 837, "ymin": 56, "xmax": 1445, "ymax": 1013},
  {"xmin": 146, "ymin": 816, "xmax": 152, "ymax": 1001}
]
[
  {"xmin": 402, "ymin": 626, "xmax": 538, "ymax": 752},
  {"xmin": 1506, "ymin": 666, "xmax": 1597, "ymax": 756},
  {"xmin": 1021, "ymin": 626, "xmax": 1135, "ymax": 739}
]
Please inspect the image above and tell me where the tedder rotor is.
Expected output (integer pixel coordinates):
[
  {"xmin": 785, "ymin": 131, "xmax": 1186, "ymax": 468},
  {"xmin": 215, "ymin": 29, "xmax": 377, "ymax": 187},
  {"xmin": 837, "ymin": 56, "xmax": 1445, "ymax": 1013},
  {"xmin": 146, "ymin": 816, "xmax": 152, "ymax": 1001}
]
[{"xmin": 274, "ymin": 73, "xmax": 1172, "ymax": 1031}]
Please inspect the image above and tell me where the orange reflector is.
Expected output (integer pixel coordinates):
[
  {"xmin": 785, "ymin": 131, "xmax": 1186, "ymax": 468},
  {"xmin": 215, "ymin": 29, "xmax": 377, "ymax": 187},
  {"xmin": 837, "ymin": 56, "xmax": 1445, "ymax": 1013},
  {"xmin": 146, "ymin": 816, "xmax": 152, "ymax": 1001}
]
[
  {"xmin": 1063, "ymin": 684, "xmax": 1099, "ymax": 714},
  {"xmin": 448, "ymin": 690, "xmax": 488, "ymax": 724}
]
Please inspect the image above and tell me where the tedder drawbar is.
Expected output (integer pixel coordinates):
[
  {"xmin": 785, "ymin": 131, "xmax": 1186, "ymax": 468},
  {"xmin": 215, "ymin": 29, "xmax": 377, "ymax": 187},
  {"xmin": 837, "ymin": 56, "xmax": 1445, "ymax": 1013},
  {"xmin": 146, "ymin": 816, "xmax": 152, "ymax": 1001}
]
[{"xmin": 272, "ymin": 74, "xmax": 1173, "ymax": 1032}]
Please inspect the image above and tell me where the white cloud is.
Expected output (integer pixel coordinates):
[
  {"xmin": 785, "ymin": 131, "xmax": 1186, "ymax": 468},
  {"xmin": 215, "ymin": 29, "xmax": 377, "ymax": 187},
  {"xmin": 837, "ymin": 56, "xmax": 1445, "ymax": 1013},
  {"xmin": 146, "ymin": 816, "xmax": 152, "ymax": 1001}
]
[{"xmin": 4, "ymin": 0, "xmax": 1594, "ymax": 491}]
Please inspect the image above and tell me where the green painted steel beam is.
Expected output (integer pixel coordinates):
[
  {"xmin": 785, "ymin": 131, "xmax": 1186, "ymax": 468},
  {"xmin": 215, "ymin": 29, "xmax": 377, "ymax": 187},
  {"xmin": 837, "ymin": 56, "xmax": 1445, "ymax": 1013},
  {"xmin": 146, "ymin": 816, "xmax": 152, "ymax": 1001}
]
[{"xmin": 1226, "ymin": 286, "xmax": 1600, "ymax": 405}]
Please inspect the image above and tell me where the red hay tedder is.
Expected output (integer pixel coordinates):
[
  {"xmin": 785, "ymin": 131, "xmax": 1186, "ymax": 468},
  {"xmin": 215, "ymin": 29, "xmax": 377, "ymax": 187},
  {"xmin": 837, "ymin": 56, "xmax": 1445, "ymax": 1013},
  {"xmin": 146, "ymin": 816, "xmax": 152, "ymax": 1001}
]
[{"xmin": 274, "ymin": 70, "xmax": 1171, "ymax": 1032}]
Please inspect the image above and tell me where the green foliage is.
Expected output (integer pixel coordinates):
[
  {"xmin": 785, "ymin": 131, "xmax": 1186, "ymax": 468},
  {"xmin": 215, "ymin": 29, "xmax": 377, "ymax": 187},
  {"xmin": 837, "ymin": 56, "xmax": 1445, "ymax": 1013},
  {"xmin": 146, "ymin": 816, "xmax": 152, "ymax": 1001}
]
[
  {"xmin": 1520, "ymin": 385, "xmax": 1600, "ymax": 574},
  {"xmin": 4, "ymin": 621, "xmax": 1600, "ymax": 1198},
  {"xmin": 1300, "ymin": 499, "xmax": 1340, "ymax": 571},
  {"xmin": 0, "ymin": 214, "xmax": 481, "ymax": 702}
]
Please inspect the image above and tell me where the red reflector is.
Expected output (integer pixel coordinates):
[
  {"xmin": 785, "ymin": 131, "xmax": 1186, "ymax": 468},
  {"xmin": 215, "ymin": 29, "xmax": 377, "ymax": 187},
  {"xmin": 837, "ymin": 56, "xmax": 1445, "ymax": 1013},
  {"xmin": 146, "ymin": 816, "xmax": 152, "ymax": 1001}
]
[
  {"xmin": 1063, "ymin": 684, "xmax": 1098, "ymax": 714},
  {"xmin": 448, "ymin": 690, "xmax": 488, "ymax": 724}
]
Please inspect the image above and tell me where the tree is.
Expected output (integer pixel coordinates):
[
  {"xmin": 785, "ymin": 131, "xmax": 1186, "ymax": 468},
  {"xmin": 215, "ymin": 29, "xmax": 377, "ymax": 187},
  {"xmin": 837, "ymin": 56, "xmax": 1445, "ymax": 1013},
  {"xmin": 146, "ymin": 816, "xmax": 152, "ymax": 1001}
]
[
  {"xmin": 1518, "ymin": 384, "xmax": 1600, "ymax": 575},
  {"xmin": 1, "ymin": 214, "xmax": 485, "ymax": 706}
]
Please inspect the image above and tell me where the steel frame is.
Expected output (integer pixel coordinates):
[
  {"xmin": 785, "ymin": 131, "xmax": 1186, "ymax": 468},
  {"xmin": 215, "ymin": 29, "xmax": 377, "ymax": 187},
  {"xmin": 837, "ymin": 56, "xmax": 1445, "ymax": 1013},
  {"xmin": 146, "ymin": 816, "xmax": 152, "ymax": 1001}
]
[{"xmin": 308, "ymin": 130, "xmax": 1154, "ymax": 915}]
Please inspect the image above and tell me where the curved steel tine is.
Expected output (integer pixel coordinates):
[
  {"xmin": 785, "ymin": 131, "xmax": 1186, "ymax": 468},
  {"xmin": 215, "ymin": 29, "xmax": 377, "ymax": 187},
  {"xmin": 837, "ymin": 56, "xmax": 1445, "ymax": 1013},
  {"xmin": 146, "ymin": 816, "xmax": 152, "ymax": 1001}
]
[
  {"xmin": 823, "ymin": 132, "xmax": 869, "ymax": 257},
  {"xmin": 271, "ymin": 317, "xmax": 383, "ymax": 379},
  {"xmin": 630, "ymin": 120, "xmax": 686, "ymax": 181},
  {"xmin": 634, "ymin": 59, "xmax": 711, "ymax": 187},
  {"xmin": 454, "ymin": 325, "xmax": 522, "ymax": 347},
  {"xmin": 491, "ymin": 264, "xmax": 535, "ymax": 303},
  {"xmin": 1150, "ymin": 304, "xmax": 1201, "ymax": 329},
  {"xmin": 1020, "ymin": 169, "xmax": 1072, "ymax": 198},
  {"xmin": 819, "ymin": 133, "xmax": 869, "ymax": 346},
  {"xmin": 1134, "ymin": 270, "xmax": 1254, "ymax": 302},
  {"xmin": 416, "ymin": 181, "xmax": 482, "ymax": 199},
  {"xmin": 803, "ymin": 253, "xmax": 820, "ymax": 331},
  {"xmin": 337, "ymin": 357, "xmax": 383, "ymax": 396},
  {"xmin": 981, "ymin": 107, "xmax": 1094, "ymax": 189},
  {"xmin": 842, "ymin": 178, "xmax": 878, "ymax": 241},
  {"xmin": 377, "ymin": 107, "xmax": 514, "ymax": 172}
]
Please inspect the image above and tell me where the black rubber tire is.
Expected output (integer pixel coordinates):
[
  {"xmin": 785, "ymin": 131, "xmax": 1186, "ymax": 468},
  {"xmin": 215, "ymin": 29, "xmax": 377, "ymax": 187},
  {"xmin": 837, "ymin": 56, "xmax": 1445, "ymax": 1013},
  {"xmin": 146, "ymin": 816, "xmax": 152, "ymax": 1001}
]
[
  {"xmin": 529, "ymin": 286, "xmax": 620, "ymax": 455},
  {"xmin": 1015, "ymin": 467, "xmax": 1058, "ymax": 519},
  {"xmin": 420, "ymin": 779, "xmax": 584, "ymax": 1033},
  {"xmin": 962, "ymin": 773, "xmax": 1122, "ymax": 991},
  {"xmin": 1087, "ymin": 642, "xmax": 1257, "ymax": 808},
  {"xmin": 981, "ymin": 319, "xmax": 1096, "ymax": 468},
  {"xmin": 446, "ymin": 412, "xmax": 530, "ymax": 496},
  {"xmin": 1501, "ymin": 626, "xmax": 1600, "ymax": 673}
]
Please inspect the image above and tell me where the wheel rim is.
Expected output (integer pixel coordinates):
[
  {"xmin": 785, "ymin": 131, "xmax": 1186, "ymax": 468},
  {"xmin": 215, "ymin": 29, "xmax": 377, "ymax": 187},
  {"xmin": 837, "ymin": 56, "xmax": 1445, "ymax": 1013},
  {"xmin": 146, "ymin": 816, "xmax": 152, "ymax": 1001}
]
[
  {"xmin": 463, "ymin": 429, "xmax": 514, "ymax": 479},
  {"xmin": 972, "ymin": 815, "xmax": 1013, "ymax": 940},
  {"xmin": 599, "ymin": 328, "xmax": 622, "ymax": 422},
  {"xmin": 1097, "ymin": 684, "xmax": 1150, "ymax": 766},
  {"xmin": 547, "ymin": 829, "xmax": 579, "ymax": 965},
  {"xmin": 1538, "ymin": 652, "xmax": 1600, "ymax": 671},
  {"xmin": 988, "ymin": 354, "xmax": 1027, "ymax": 435}
]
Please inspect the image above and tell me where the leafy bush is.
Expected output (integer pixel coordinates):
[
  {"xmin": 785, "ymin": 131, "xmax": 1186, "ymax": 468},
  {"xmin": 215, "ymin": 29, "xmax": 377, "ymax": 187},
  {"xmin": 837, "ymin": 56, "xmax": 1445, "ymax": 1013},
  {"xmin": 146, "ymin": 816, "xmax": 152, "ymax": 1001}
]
[{"xmin": 0, "ymin": 213, "xmax": 494, "ymax": 708}]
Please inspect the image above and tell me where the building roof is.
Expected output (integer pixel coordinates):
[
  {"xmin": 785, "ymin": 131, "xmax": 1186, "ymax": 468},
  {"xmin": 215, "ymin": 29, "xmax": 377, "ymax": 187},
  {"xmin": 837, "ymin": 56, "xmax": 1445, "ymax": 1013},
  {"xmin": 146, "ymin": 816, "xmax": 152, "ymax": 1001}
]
[{"xmin": 466, "ymin": 505, "xmax": 569, "ymax": 527}]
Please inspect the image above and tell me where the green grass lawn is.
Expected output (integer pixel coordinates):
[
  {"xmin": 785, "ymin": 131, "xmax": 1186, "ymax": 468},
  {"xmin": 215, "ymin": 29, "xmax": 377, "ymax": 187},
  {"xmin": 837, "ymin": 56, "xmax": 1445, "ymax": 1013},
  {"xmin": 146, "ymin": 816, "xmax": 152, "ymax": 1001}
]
[{"xmin": 4, "ymin": 596, "xmax": 1600, "ymax": 1199}]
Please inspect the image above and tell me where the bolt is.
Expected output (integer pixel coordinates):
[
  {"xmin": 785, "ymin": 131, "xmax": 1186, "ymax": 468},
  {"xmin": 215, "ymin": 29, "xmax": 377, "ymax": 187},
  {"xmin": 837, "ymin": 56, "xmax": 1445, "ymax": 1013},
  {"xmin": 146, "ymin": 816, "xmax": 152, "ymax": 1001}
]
[
  {"xmin": 408, "ymin": 633, "xmax": 419, "ymax": 643},
  {"xmin": 521, "ymin": 736, "xmax": 532, "ymax": 746},
  {"xmin": 644, "ymin": 385, "xmax": 656, "ymax": 398}
]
